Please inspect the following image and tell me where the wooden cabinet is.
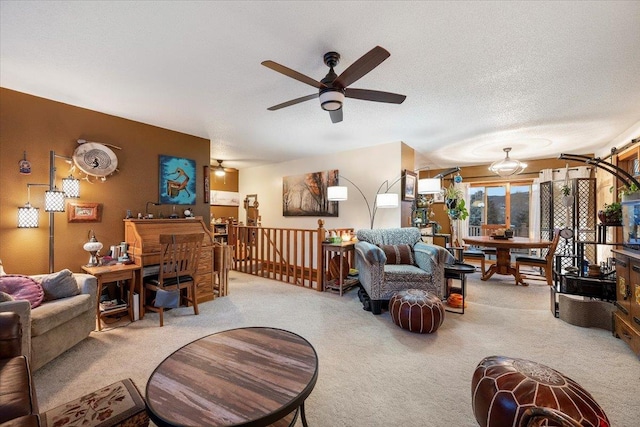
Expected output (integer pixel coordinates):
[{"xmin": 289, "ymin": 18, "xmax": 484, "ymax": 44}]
[
  {"xmin": 124, "ymin": 217, "xmax": 215, "ymax": 304},
  {"xmin": 612, "ymin": 249, "xmax": 640, "ymax": 357}
]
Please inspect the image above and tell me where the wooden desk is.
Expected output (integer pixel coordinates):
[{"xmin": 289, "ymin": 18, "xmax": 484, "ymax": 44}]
[
  {"xmin": 146, "ymin": 327, "xmax": 318, "ymax": 427},
  {"xmin": 124, "ymin": 218, "xmax": 215, "ymax": 311},
  {"xmin": 463, "ymin": 236, "xmax": 551, "ymax": 285},
  {"xmin": 82, "ymin": 263, "xmax": 141, "ymax": 331}
]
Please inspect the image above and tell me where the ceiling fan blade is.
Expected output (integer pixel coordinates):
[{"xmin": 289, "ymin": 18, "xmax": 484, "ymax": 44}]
[
  {"xmin": 345, "ymin": 88, "xmax": 406, "ymax": 104},
  {"xmin": 329, "ymin": 108, "xmax": 343, "ymax": 123},
  {"xmin": 261, "ymin": 60, "xmax": 327, "ymax": 89},
  {"xmin": 267, "ymin": 94, "xmax": 318, "ymax": 111},
  {"xmin": 333, "ymin": 46, "xmax": 390, "ymax": 89}
]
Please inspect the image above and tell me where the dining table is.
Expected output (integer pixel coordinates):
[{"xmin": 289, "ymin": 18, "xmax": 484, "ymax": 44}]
[{"xmin": 463, "ymin": 235, "xmax": 552, "ymax": 285}]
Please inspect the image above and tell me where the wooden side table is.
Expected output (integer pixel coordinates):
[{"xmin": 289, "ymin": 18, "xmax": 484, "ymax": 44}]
[
  {"xmin": 322, "ymin": 240, "xmax": 359, "ymax": 296},
  {"xmin": 81, "ymin": 263, "xmax": 141, "ymax": 331}
]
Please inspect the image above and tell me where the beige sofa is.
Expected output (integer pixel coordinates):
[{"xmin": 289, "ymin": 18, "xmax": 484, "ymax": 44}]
[{"xmin": 0, "ymin": 273, "xmax": 97, "ymax": 371}]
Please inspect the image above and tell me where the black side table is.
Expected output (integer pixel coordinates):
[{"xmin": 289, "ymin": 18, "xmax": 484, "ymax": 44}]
[{"xmin": 444, "ymin": 263, "xmax": 475, "ymax": 314}]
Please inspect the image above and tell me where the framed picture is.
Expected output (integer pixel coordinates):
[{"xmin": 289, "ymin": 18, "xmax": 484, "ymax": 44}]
[
  {"xmin": 203, "ymin": 165, "xmax": 210, "ymax": 204},
  {"xmin": 432, "ymin": 191, "xmax": 445, "ymax": 203},
  {"xmin": 159, "ymin": 155, "xmax": 196, "ymax": 205},
  {"xmin": 210, "ymin": 190, "xmax": 240, "ymax": 206},
  {"xmin": 245, "ymin": 194, "xmax": 258, "ymax": 208},
  {"xmin": 67, "ymin": 202, "xmax": 102, "ymax": 223},
  {"xmin": 283, "ymin": 169, "xmax": 339, "ymax": 217},
  {"xmin": 402, "ymin": 170, "xmax": 417, "ymax": 201}
]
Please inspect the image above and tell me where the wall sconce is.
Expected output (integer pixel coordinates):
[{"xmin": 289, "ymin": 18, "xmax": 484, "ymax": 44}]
[{"xmin": 16, "ymin": 150, "xmax": 81, "ymax": 273}]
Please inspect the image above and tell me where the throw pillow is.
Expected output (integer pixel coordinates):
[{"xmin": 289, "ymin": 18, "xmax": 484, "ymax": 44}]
[
  {"xmin": 0, "ymin": 274, "xmax": 45, "ymax": 308},
  {"xmin": 39, "ymin": 269, "xmax": 80, "ymax": 301},
  {"xmin": 378, "ymin": 244, "xmax": 415, "ymax": 265},
  {"xmin": 0, "ymin": 291, "xmax": 15, "ymax": 302}
]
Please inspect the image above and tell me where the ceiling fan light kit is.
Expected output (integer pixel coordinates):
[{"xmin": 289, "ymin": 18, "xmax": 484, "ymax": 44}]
[
  {"xmin": 262, "ymin": 46, "xmax": 405, "ymax": 123},
  {"xmin": 214, "ymin": 160, "xmax": 226, "ymax": 177},
  {"xmin": 319, "ymin": 89, "xmax": 344, "ymax": 111},
  {"xmin": 489, "ymin": 147, "xmax": 527, "ymax": 177}
]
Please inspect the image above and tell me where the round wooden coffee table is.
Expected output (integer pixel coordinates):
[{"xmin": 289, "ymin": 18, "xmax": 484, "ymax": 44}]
[{"xmin": 146, "ymin": 327, "xmax": 318, "ymax": 427}]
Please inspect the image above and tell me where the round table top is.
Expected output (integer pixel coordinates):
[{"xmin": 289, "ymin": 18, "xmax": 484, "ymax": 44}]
[
  {"xmin": 444, "ymin": 263, "xmax": 476, "ymax": 274},
  {"xmin": 463, "ymin": 235, "xmax": 552, "ymax": 249},
  {"xmin": 146, "ymin": 327, "xmax": 318, "ymax": 427}
]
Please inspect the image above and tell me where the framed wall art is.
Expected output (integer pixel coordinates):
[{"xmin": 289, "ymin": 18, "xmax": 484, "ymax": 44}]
[
  {"xmin": 283, "ymin": 169, "xmax": 338, "ymax": 217},
  {"xmin": 210, "ymin": 190, "xmax": 240, "ymax": 206},
  {"xmin": 159, "ymin": 155, "xmax": 196, "ymax": 205},
  {"xmin": 203, "ymin": 165, "xmax": 210, "ymax": 204},
  {"xmin": 67, "ymin": 202, "xmax": 102, "ymax": 223},
  {"xmin": 402, "ymin": 170, "xmax": 417, "ymax": 201}
]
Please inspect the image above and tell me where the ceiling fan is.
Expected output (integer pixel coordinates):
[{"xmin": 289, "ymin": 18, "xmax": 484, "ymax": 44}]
[
  {"xmin": 261, "ymin": 46, "xmax": 406, "ymax": 123},
  {"xmin": 213, "ymin": 159, "xmax": 233, "ymax": 177}
]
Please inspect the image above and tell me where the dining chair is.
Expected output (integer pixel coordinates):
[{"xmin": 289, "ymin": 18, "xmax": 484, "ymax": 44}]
[
  {"xmin": 515, "ymin": 230, "xmax": 561, "ymax": 286},
  {"xmin": 460, "ymin": 224, "xmax": 506, "ymax": 274},
  {"xmin": 144, "ymin": 233, "xmax": 204, "ymax": 326}
]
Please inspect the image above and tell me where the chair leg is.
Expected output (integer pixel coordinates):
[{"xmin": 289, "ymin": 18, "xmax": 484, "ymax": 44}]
[
  {"xmin": 545, "ymin": 267, "xmax": 553, "ymax": 286},
  {"xmin": 191, "ymin": 283, "xmax": 199, "ymax": 315},
  {"xmin": 158, "ymin": 306, "xmax": 164, "ymax": 327}
]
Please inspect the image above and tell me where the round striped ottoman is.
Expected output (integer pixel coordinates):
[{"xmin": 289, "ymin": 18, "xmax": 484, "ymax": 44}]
[
  {"xmin": 389, "ymin": 289, "xmax": 444, "ymax": 333},
  {"xmin": 471, "ymin": 355, "xmax": 609, "ymax": 427}
]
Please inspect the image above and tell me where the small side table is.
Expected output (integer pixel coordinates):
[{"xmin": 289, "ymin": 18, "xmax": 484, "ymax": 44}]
[
  {"xmin": 82, "ymin": 263, "xmax": 141, "ymax": 331},
  {"xmin": 322, "ymin": 240, "xmax": 359, "ymax": 296},
  {"xmin": 444, "ymin": 262, "xmax": 475, "ymax": 314}
]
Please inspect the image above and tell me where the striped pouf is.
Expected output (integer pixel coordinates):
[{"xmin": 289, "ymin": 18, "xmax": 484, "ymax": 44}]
[{"xmin": 389, "ymin": 289, "xmax": 444, "ymax": 333}]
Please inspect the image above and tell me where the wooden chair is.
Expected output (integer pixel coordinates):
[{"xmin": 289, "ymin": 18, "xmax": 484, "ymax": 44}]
[
  {"xmin": 144, "ymin": 233, "xmax": 203, "ymax": 326},
  {"xmin": 515, "ymin": 230, "xmax": 561, "ymax": 286},
  {"xmin": 460, "ymin": 225, "xmax": 505, "ymax": 274}
]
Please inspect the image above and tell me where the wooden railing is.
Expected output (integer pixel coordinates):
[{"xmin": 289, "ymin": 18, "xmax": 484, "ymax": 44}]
[{"xmin": 228, "ymin": 220, "xmax": 353, "ymax": 290}]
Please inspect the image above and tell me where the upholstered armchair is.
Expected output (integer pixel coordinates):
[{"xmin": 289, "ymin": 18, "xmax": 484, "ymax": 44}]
[{"xmin": 355, "ymin": 228, "xmax": 454, "ymax": 314}]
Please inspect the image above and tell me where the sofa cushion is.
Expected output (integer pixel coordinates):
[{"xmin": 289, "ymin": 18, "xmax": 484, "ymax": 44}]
[
  {"xmin": 0, "ymin": 276, "xmax": 44, "ymax": 309},
  {"xmin": 378, "ymin": 244, "xmax": 415, "ymax": 265},
  {"xmin": 37, "ymin": 269, "xmax": 79, "ymax": 301},
  {"xmin": 30, "ymin": 294, "xmax": 92, "ymax": 337},
  {"xmin": 384, "ymin": 264, "xmax": 430, "ymax": 282},
  {"xmin": 0, "ymin": 356, "xmax": 38, "ymax": 424}
]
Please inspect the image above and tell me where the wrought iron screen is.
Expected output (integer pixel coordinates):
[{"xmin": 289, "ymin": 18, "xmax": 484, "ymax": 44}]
[{"xmin": 540, "ymin": 178, "xmax": 596, "ymax": 269}]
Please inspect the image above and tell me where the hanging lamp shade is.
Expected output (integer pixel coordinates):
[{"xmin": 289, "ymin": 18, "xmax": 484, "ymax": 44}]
[
  {"xmin": 18, "ymin": 203, "xmax": 39, "ymax": 228},
  {"xmin": 489, "ymin": 147, "xmax": 527, "ymax": 177},
  {"xmin": 418, "ymin": 178, "xmax": 442, "ymax": 194},
  {"xmin": 327, "ymin": 186, "xmax": 348, "ymax": 201}
]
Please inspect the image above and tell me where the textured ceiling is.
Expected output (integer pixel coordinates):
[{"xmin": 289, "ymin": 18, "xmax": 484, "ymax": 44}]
[{"xmin": 2, "ymin": 1, "xmax": 639, "ymax": 170}]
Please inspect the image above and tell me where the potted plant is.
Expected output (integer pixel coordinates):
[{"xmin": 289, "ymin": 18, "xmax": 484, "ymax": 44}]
[
  {"xmin": 598, "ymin": 202, "xmax": 622, "ymax": 225},
  {"xmin": 560, "ymin": 183, "xmax": 573, "ymax": 206},
  {"xmin": 443, "ymin": 184, "xmax": 468, "ymax": 221},
  {"xmin": 443, "ymin": 184, "xmax": 463, "ymax": 210},
  {"xmin": 618, "ymin": 182, "xmax": 640, "ymax": 202}
]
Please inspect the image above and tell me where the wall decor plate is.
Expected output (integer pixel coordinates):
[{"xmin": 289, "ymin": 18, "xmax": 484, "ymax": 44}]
[{"xmin": 73, "ymin": 142, "xmax": 118, "ymax": 177}]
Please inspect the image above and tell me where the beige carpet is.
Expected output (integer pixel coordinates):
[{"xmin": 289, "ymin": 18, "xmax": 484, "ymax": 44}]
[{"xmin": 33, "ymin": 270, "xmax": 640, "ymax": 426}]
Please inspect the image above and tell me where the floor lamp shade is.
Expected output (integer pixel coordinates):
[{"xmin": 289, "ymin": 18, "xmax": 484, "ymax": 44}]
[
  {"xmin": 62, "ymin": 176, "xmax": 80, "ymax": 198},
  {"xmin": 44, "ymin": 188, "xmax": 66, "ymax": 212},
  {"xmin": 376, "ymin": 193, "xmax": 399, "ymax": 208},
  {"xmin": 18, "ymin": 204, "xmax": 39, "ymax": 228},
  {"xmin": 418, "ymin": 178, "xmax": 442, "ymax": 194},
  {"xmin": 327, "ymin": 186, "xmax": 348, "ymax": 201}
]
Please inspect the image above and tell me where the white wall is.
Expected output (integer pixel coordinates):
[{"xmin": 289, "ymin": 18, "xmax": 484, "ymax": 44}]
[{"xmin": 238, "ymin": 142, "xmax": 405, "ymax": 232}]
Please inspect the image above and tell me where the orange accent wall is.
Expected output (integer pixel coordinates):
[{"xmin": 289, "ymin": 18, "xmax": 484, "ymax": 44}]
[{"xmin": 0, "ymin": 88, "xmax": 211, "ymax": 274}]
